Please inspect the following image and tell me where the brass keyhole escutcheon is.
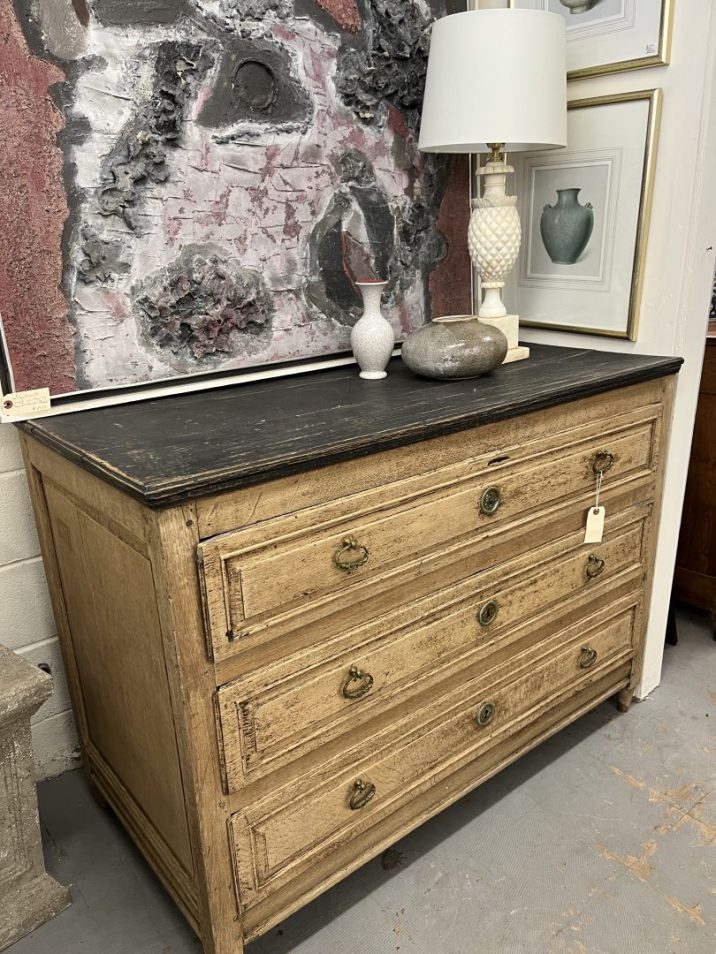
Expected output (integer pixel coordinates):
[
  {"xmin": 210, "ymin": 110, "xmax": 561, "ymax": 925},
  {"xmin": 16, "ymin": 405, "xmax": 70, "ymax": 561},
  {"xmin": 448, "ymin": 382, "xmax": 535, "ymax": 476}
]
[
  {"xmin": 586, "ymin": 554, "xmax": 606, "ymax": 580},
  {"xmin": 478, "ymin": 599, "xmax": 499, "ymax": 628},
  {"xmin": 592, "ymin": 451, "xmax": 615, "ymax": 476},
  {"xmin": 578, "ymin": 646, "xmax": 599, "ymax": 670},
  {"xmin": 341, "ymin": 665, "xmax": 374, "ymax": 700},
  {"xmin": 334, "ymin": 536, "xmax": 370, "ymax": 573},
  {"xmin": 349, "ymin": 779, "xmax": 376, "ymax": 811},
  {"xmin": 480, "ymin": 486, "xmax": 502, "ymax": 516},
  {"xmin": 475, "ymin": 701, "xmax": 496, "ymax": 727}
]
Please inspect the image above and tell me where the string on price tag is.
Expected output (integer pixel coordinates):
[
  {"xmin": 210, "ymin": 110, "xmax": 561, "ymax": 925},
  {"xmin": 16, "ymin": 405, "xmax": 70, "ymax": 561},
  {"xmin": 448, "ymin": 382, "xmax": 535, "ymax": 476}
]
[{"xmin": 584, "ymin": 468, "xmax": 606, "ymax": 544}]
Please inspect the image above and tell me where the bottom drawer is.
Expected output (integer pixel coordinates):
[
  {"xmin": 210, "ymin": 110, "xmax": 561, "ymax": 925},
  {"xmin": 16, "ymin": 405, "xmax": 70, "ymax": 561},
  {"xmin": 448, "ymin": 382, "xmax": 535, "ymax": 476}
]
[
  {"xmin": 240, "ymin": 662, "xmax": 631, "ymax": 941},
  {"xmin": 230, "ymin": 602, "xmax": 637, "ymax": 911}
]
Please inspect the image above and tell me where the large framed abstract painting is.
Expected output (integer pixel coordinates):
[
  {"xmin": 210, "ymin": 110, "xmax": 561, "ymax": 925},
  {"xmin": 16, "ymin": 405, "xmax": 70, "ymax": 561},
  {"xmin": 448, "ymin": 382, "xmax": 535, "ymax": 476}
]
[{"xmin": 0, "ymin": 0, "xmax": 471, "ymax": 417}]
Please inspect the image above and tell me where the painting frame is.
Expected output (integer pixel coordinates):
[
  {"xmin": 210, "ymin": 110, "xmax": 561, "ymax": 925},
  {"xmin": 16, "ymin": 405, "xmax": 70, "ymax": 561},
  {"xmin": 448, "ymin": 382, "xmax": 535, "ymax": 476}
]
[
  {"xmin": 0, "ymin": 0, "xmax": 473, "ymax": 422},
  {"xmin": 510, "ymin": 0, "xmax": 674, "ymax": 80},
  {"xmin": 501, "ymin": 89, "xmax": 662, "ymax": 341}
]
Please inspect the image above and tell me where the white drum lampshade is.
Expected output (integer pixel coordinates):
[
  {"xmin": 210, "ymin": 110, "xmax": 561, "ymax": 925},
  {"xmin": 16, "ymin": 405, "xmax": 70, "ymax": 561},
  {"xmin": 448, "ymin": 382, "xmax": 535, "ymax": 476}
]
[
  {"xmin": 419, "ymin": 10, "xmax": 567, "ymax": 154},
  {"xmin": 419, "ymin": 9, "xmax": 567, "ymax": 363}
]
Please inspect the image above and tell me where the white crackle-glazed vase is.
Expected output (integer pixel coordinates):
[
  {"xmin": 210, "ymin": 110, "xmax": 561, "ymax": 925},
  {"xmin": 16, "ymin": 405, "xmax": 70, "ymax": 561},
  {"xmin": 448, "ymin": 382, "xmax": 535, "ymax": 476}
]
[{"xmin": 351, "ymin": 281, "xmax": 394, "ymax": 380}]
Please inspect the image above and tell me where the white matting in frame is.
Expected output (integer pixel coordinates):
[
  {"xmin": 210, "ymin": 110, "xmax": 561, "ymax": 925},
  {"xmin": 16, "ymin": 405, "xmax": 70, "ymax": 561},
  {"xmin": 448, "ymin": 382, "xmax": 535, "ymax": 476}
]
[
  {"xmin": 504, "ymin": 90, "xmax": 662, "ymax": 340},
  {"xmin": 513, "ymin": 0, "xmax": 672, "ymax": 78},
  {"xmin": 521, "ymin": 148, "xmax": 621, "ymax": 290}
]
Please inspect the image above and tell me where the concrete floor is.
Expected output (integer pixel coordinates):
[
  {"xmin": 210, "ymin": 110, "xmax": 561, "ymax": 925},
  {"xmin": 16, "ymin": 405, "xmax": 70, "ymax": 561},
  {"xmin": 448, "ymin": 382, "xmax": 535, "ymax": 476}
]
[{"xmin": 10, "ymin": 606, "xmax": 715, "ymax": 954}]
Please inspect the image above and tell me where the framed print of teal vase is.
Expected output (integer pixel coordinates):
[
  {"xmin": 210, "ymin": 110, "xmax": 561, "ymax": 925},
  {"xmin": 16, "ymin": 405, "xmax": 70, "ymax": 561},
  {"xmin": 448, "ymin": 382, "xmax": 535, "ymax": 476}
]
[
  {"xmin": 513, "ymin": 0, "xmax": 673, "ymax": 78},
  {"xmin": 503, "ymin": 89, "xmax": 662, "ymax": 341},
  {"xmin": 540, "ymin": 188, "xmax": 595, "ymax": 265}
]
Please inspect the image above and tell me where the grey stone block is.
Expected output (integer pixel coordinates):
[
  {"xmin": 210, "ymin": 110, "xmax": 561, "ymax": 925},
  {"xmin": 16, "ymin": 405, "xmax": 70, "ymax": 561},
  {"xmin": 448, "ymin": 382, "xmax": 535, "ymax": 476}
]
[{"xmin": 0, "ymin": 644, "xmax": 70, "ymax": 951}]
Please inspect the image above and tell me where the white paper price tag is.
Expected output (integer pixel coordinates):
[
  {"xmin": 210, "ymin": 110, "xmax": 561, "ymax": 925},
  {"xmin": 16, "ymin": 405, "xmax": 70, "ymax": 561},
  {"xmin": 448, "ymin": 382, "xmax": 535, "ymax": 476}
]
[
  {"xmin": 584, "ymin": 506, "xmax": 606, "ymax": 544},
  {"xmin": 1, "ymin": 388, "xmax": 51, "ymax": 418}
]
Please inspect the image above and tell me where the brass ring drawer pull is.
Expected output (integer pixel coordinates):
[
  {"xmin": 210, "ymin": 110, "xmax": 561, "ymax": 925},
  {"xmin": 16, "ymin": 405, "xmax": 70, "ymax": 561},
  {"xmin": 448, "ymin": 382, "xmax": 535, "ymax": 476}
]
[
  {"xmin": 592, "ymin": 451, "xmax": 615, "ymax": 475},
  {"xmin": 478, "ymin": 599, "xmax": 499, "ymax": 627},
  {"xmin": 349, "ymin": 779, "xmax": 376, "ymax": 811},
  {"xmin": 578, "ymin": 646, "xmax": 599, "ymax": 670},
  {"xmin": 586, "ymin": 554, "xmax": 606, "ymax": 580},
  {"xmin": 475, "ymin": 701, "xmax": 496, "ymax": 727},
  {"xmin": 342, "ymin": 665, "xmax": 374, "ymax": 700},
  {"xmin": 334, "ymin": 536, "xmax": 370, "ymax": 573},
  {"xmin": 480, "ymin": 486, "xmax": 502, "ymax": 516}
]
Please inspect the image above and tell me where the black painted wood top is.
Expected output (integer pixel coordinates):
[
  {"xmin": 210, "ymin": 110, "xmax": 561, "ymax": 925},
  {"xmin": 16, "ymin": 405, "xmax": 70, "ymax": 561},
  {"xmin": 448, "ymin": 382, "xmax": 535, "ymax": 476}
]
[{"xmin": 19, "ymin": 345, "xmax": 682, "ymax": 508}]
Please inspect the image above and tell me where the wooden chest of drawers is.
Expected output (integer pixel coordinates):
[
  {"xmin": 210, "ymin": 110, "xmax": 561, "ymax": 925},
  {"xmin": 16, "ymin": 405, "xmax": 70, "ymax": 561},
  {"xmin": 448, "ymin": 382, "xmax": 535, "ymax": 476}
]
[{"xmin": 18, "ymin": 345, "xmax": 680, "ymax": 953}]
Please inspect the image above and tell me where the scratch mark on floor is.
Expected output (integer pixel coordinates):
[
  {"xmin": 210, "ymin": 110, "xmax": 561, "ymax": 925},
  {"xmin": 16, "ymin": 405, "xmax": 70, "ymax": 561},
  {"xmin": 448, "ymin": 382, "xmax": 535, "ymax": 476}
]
[
  {"xmin": 609, "ymin": 765, "xmax": 705, "ymax": 812},
  {"xmin": 665, "ymin": 896, "xmax": 706, "ymax": 926},
  {"xmin": 609, "ymin": 766, "xmax": 646, "ymax": 792},
  {"xmin": 652, "ymin": 795, "xmax": 715, "ymax": 845},
  {"xmin": 569, "ymin": 942, "xmax": 589, "ymax": 954},
  {"xmin": 681, "ymin": 799, "xmax": 716, "ymax": 845},
  {"xmin": 599, "ymin": 839, "xmax": 657, "ymax": 882},
  {"xmin": 663, "ymin": 783, "xmax": 702, "ymax": 803},
  {"xmin": 654, "ymin": 806, "xmax": 691, "ymax": 836}
]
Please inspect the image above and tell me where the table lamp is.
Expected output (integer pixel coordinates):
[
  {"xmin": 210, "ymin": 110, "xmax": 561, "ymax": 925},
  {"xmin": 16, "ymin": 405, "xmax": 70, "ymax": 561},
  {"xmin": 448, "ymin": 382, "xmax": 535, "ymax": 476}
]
[{"xmin": 419, "ymin": 7, "xmax": 567, "ymax": 363}]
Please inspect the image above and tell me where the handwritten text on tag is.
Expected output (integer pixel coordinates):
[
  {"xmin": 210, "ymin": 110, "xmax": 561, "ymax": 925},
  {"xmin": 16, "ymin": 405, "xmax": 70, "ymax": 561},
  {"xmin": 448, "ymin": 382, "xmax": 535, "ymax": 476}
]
[{"xmin": 1, "ymin": 388, "xmax": 51, "ymax": 418}]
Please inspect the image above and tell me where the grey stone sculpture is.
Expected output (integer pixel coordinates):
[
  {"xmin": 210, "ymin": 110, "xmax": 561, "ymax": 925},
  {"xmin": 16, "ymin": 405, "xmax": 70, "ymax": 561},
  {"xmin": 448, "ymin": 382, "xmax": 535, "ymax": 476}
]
[
  {"xmin": 0, "ymin": 645, "xmax": 70, "ymax": 951},
  {"xmin": 401, "ymin": 316, "xmax": 508, "ymax": 380}
]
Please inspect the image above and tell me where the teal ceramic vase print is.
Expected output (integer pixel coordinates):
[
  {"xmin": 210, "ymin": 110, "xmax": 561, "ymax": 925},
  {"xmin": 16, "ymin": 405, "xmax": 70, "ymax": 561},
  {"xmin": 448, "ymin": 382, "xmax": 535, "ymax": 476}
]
[{"xmin": 540, "ymin": 188, "xmax": 595, "ymax": 266}]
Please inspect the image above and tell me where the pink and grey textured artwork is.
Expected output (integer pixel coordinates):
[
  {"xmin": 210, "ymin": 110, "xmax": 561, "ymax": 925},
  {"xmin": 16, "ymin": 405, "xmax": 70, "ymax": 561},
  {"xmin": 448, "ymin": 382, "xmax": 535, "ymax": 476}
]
[{"xmin": 0, "ymin": 0, "xmax": 471, "ymax": 397}]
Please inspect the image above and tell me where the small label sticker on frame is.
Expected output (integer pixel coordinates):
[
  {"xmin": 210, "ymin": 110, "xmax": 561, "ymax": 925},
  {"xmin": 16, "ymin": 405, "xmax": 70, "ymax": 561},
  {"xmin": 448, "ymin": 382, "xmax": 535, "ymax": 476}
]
[
  {"xmin": 2, "ymin": 388, "xmax": 51, "ymax": 419},
  {"xmin": 584, "ymin": 506, "xmax": 606, "ymax": 545}
]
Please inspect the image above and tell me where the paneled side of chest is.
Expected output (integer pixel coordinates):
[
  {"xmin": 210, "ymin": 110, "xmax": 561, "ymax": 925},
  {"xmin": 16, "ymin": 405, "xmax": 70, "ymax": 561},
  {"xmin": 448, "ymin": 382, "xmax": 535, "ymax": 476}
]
[{"xmin": 19, "ymin": 376, "xmax": 674, "ymax": 954}]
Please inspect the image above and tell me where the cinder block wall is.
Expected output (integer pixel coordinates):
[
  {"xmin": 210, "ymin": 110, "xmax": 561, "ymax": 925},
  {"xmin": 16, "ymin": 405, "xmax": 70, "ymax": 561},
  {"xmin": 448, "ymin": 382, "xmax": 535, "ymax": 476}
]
[{"xmin": 0, "ymin": 426, "xmax": 79, "ymax": 778}]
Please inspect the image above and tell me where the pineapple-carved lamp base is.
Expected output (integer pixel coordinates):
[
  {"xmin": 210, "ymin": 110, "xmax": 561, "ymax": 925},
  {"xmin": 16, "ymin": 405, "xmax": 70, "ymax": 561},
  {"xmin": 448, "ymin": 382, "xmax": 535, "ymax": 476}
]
[{"xmin": 469, "ymin": 151, "xmax": 529, "ymax": 364}]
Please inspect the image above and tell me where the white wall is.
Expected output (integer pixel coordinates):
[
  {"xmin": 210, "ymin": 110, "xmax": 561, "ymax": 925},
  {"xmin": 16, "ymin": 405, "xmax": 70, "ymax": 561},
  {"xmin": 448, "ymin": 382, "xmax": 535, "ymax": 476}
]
[
  {"xmin": 520, "ymin": 0, "xmax": 716, "ymax": 696},
  {"xmin": 0, "ymin": 426, "xmax": 79, "ymax": 778}
]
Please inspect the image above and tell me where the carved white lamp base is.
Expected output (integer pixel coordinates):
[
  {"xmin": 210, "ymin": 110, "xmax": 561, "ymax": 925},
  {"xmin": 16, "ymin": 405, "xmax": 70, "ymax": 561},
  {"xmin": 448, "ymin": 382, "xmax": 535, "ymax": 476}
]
[{"xmin": 468, "ymin": 155, "xmax": 529, "ymax": 364}]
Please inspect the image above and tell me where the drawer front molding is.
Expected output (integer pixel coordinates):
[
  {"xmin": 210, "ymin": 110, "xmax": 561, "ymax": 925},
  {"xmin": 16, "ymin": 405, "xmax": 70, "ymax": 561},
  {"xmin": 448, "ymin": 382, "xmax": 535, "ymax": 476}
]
[
  {"xmin": 200, "ymin": 411, "xmax": 659, "ymax": 664},
  {"xmin": 216, "ymin": 517, "xmax": 647, "ymax": 789},
  {"xmin": 230, "ymin": 603, "xmax": 638, "ymax": 909}
]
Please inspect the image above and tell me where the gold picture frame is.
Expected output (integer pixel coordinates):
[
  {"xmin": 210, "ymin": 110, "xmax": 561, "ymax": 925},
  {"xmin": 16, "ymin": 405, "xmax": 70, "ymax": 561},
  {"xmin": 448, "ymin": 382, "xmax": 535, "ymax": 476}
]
[
  {"xmin": 510, "ymin": 0, "xmax": 674, "ymax": 80},
  {"xmin": 494, "ymin": 89, "xmax": 662, "ymax": 341}
]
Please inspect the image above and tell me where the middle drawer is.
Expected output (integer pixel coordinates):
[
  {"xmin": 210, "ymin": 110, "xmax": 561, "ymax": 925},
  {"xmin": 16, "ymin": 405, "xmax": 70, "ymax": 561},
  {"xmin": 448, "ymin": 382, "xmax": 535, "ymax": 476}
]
[{"xmin": 215, "ymin": 513, "xmax": 646, "ymax": 791}]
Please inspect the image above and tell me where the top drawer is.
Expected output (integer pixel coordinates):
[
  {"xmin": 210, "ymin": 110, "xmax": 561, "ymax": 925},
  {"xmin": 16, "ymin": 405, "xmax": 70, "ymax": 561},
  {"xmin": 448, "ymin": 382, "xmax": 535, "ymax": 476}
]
[{"xmin": 199, "ymin": 410, "xmax": 659, "ymax": 665}]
